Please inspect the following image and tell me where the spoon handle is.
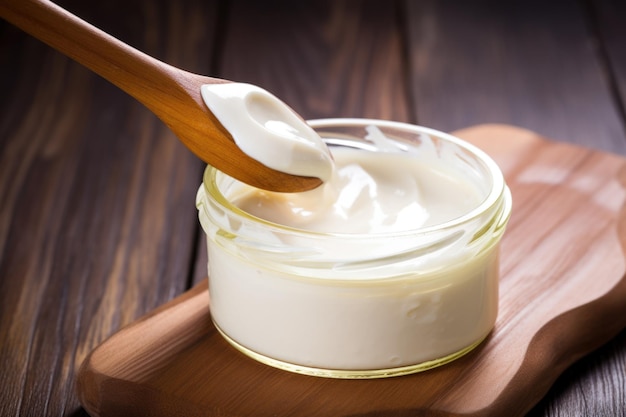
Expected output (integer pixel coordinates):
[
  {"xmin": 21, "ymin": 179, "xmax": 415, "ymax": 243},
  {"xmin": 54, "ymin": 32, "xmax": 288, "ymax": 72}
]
[{"xmin": 1, "ymin": 0, "xmax": 323, "ymax": 192}]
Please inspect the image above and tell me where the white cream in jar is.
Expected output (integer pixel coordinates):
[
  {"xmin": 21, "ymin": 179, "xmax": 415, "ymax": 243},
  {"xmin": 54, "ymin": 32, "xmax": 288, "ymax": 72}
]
[
  {"xmin": 230, "ymin": 147, "xmax": 482, "ymax": 234},
  {"xmin": 197, "ymin": 86, "xmax": 511, "ymax": 378}
]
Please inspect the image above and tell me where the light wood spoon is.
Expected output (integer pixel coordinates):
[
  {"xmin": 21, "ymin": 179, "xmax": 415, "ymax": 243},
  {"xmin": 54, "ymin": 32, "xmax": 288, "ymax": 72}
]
[{"xmin": 0, "ymin": 0, "xmax": 322, "ymax": 192}]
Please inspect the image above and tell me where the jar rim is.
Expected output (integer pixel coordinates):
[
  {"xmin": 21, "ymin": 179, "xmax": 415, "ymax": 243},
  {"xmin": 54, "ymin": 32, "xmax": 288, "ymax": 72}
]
[{"xmin": 201, "ymin": 118, "xmax": 508, "ymax": 239}]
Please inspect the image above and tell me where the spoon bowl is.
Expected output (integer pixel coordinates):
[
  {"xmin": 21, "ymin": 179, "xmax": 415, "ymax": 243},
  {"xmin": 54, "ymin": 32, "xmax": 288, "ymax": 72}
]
[{"xmin": 0, "ymin": 0, "xmax": 323, "ymax": 192}]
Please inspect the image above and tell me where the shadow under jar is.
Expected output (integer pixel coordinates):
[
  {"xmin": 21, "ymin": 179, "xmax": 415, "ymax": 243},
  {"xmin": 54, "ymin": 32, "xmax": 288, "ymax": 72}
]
[{"xmin": 196, "ymin": 118, "xmax": 512, "ymax": 379}]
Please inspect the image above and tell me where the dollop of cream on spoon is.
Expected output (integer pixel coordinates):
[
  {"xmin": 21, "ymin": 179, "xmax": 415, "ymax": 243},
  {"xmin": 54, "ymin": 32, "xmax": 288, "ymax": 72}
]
[{"xmin": 201, "ymin": 83, "xmax": 334, "ymax": 182}]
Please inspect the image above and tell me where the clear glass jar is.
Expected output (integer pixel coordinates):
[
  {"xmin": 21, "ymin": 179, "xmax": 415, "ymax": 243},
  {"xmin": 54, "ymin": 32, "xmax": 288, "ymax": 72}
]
[{"xmin": 196, "ymin": 118, "xmax": 512, "ymax": 379}]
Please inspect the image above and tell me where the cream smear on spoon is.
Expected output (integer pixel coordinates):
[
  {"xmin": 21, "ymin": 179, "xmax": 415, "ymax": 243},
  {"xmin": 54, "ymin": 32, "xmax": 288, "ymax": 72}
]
[{"xmin": 201, "ymin": 83, "xmax": 334, "ymax": 182}]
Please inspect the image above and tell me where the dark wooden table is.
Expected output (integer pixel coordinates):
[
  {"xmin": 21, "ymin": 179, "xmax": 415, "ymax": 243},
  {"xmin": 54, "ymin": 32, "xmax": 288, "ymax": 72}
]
[{"xmin": 1, "ymin": 0, "xmax": 625, "ymax": 416}]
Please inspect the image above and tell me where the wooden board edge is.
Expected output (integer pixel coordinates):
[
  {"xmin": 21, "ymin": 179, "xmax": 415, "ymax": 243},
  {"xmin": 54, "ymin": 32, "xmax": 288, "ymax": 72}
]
[{"xmin": 75, "ymin": 281, "xmax": 210, "ymax": 417}]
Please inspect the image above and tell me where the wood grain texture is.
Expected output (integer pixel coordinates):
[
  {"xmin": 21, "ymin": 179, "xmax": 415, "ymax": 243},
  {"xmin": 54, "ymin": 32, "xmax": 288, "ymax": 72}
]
[
  {"xmin": 76, "ymin": 125, "xmax": 626, "ymax": 417},
  {"xmin": 404, "ymin": 0, "xmax": 626, "ymax": 154},
  {"xmin": 0, "ymin": 0, "xmax": 215, "ymax": 415},
  {"xmin": 2, "ymin": 1, "xmax": 626, "ymax": 415},
  {"xmin": 592, "ymin": 0, "xmax": 626, "ymax": 110},
  {"xmin": 219, "ymin": 0, "xmax": 410, "ymax": 121}
]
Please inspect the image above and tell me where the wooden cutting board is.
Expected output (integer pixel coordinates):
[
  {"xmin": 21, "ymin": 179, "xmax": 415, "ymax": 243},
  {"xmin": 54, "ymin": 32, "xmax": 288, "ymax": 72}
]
[{"xmin": 76, "ymin": 125, "xmax": 626, "ymax": 417}]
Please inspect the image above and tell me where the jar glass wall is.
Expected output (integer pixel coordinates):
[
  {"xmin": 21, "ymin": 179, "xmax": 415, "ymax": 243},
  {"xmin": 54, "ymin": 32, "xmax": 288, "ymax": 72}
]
[{"xmin": 196, "ymin": 119, "xmax": 512, "ymax": 378}]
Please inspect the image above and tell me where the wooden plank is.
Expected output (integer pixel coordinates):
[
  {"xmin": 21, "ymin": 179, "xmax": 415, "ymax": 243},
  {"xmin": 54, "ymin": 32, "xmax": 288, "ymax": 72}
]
[
  {"xmin": 0, "ymin": 0, "xmax": 217, "ymax": 415},
  {"xmin": 592, "ymin": 0, "xmax": 626, "ymax": 114},
  {"xmin": 404, "ymin": 0, "xmax": 626, "ymax": 153},
  {"xmin": 219, "ymin": 0, "xmax": 409, "ymax": 121}
]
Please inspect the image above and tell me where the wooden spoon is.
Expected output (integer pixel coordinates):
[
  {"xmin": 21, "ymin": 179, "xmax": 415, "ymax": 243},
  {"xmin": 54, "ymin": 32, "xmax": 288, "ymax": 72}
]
[{"xmin": 0, "ymin": 0, "xmax": 322, "ymax": 192}]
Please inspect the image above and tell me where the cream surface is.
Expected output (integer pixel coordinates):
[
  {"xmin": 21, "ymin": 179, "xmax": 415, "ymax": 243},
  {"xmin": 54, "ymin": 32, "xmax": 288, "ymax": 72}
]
[
  {"xmin": 230, "ymin": 148, "xmax": 482, "ymax": 234},
  {"xmin": 201, "ymin": 83, "xmax": 334, "ymax": 181}
]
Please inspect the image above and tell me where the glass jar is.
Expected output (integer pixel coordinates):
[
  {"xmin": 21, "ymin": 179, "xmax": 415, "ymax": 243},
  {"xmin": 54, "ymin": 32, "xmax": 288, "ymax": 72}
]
[{"xmin": 196, "ymin": 118, "xmax": 512, "ymax": 378}]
